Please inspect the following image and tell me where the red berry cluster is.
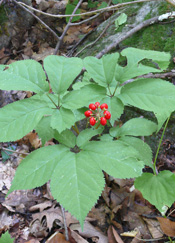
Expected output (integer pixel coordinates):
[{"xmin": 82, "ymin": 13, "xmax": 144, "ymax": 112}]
[{"xmin": 84, "ymin": 102, "xmax": 111, "ymax": 126}]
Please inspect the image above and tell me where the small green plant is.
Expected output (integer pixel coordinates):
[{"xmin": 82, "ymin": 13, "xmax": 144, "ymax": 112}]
[{"xmin": 0, "ymin": 48, "xmax": 175, "ymax": 229}]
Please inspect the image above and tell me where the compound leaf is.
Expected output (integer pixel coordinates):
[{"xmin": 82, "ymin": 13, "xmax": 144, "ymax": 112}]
[
  {"xmin": 135, "ymin": 171, "xmax": 175, "ymax": 213},
  {"xmin": 110, "ymin": 118, "xmax": 157, "ymax": 137},
  {"xmin": 50, "ymin": 107, "xmax": 75, "ymax": 133},
  {"xmin": 35, "ymin": 116, "xmax": 55, "ymax": 146},
  {"xmin": 119, "ymin": 78, "xmax": 175, "ymax": 114},
  {"xmin": 0, "ymin": 60, "xmax": 49, "ymax": 93},
  {"xmin": 54, "ymin": 129, "xmax": 76, "ymax": 148},
  {"xmin": 44, "ymin": 55, "xmax": 83, "ymax": 95},
  {"xmin": 115, "ymin": 48, "xmax": 170, "ymax": 83},
  {"xmin": 0, "ymin": 232, "xmax": 14, "ymax": 243},
  {"xmin": 83, "ymin": 140, "xmax": 144, "ymax": 179},
  {"xmin": 76, "ymin": 127, "xmax": 104, "ymax": 148},
  {"xmin": 50, "ymin": 151, "xmax": 105, "ymax": 227},
  {"xmin": 62, "ymin": 84, "xmax": 106, "ymax": 109},
  {"xmin": 0, "ymin": 98, "xmax": 51, "ymax": 142},
  {"xmin": 120, "ymin": 136, "xmax": 153, "ymax": 168},
  {"xmin": 8, "ymin": 145, "xmax": 69, "ymax": 194},
  {"xmin": 84, "ymin": 53, "xmax": 120, "ymax": 87}
]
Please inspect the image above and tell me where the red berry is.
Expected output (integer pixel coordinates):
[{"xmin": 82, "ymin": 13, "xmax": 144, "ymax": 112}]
[
  {"xmin": 100, "ymin": 117, "xmax": 107, "ymax": 126},
  {"xmin": 95, "ymin": 102, "xmax": 100, "ymax": 108},
  {"xmin": 89, "ymin": 103, "xmax": 96, "ymax": 110},
  {"xmin": 104, "ymin": 110, "xmax": 111, "ymax": 120},
  {"xmin": 84, "ymin": 110, "xmax": 92, "ymax": 117},
  {"xmin": 100, "ymin": 103, "xmax": 108, "ymax": 110},
  {"xmin": 90, "ymin": 117, "xmax": 96, "ymax": 126}
]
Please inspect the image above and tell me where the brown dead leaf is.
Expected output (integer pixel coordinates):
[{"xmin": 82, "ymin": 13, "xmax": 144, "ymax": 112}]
[
  {"xmin": 143, "ymin": 217, "xmax": 163, "ymax": 239},
  {"xmin": 70, "ymin": 229, "xmax": 88, "ymax": 243},
  {"xmin": 157, "ymin": 217, "xmax": 175, "ymax": 237},
  {"xmin": 17, "ymin": 132, "xmax": 41, "ymax": 149},
  {"xmin": 63, "ymin": 24, "xmax": 92, "ymax": 44},
  {"xmin": 46, "ymin": 232, "xmax": 70, "ymax": 243},
  {"xmin": 26, "ymin": 239, "xmax": 40, "ymax": 243},
  {"xmin": 30, "ymin": 218, "xmax": 48, "ymax": 238},
  {"xmin": 112, "ymin": 226, "xmax": 124, "ymax": 243},
  {"xmin": 31, "ymin": 206, "xmax": 63, "ymax": 230},
  {"xmin": 70, "ymin": 221, "xmax": 108, "ymax": 243},
  {"xmin": 29, "ymin": 200, "xmax": 53, "ymax": 212}
]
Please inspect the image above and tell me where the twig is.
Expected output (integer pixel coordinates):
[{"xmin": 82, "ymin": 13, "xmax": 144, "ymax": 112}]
[
  {"xmin": 75, "ymin": 22, "xmax": 110, "ymax": 57},
  {"xmin": 66, "ymin": 29, "xmax": 94, "ymax": 57},
  {"xmin": 95, "ymin": 16, "xmax": 160, "ymax": 58},
  {"xmin": 18, "ymin": 0, "xmax": 158, "ymax": 18},
  {"xmin": 61, "ymin": 205, "xmax": 69, "ymax": 241},
  {"xmin": 0, "ymin": 147, "xmax": 29, "ymax": 155},
  {"xmin": 70, "ymin": 12, "xmax": 101, "ymax": 26},
  {"xmin": 12, "ymin": 0, "xmax": 60, "ymax": 41},
  {"xmin": 122, "ymin": 71, "xmax": 175, "ymax": 86},
  {"xmin": 54, "ymin": 0, "xmax": 83, "ymax": 55},
  {"xmin": 0, "ymin": 0, "xmax": 4, "ymax": 6}
]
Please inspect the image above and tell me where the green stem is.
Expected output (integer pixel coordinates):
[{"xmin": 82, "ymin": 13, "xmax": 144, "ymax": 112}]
[
  {"xmin": 74, "ymin": 123, "xmax": 80, "ymax": 135},
  {"xmin": 112, "ymin": 82, "xmax": 120, "ymax": 96},
  {"xmin": 107, "ymin": 85, "xmax": 112, "ymax": 96},
  {"xmin": 153, "ymin": 115, "xmax": 171, "ymax": 175},
  {"xmin": 46, "ymin": 93, "xmax": 58, "ymax": 108}
]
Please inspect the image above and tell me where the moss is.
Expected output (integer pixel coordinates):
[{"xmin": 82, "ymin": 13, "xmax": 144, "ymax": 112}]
[
  {"xmin": 121, "ymin": 21, "xmax": 175, "ymax": 69},
  {"xmin": 0, "ymin": 6, "xmax": 8, "ymax": 26},
  {"xmin": 157, "ymin": 1, "xmax": 175, "ymax": 15}
]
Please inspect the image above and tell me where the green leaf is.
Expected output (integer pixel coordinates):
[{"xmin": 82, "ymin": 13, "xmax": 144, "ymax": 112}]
[
  {"xmin": 134, "ymin": 171, "xmax": 175, "ymax": 213},
  {"xmin": 8, "ymin": 144, "xmax": 69, "ymax": 194},
  {"xmin": 120, "ymin": 136, "xmax": 153, "ymax": 168},
  {"xmin": 84, "ymin": 53, "xmax": 120, "ymax": 87},
  {"xmin": 65, "ymin": 4, "xmax": 81, "ymax": 23},
  {"xmin": 1, "ymin": 145, "xmax": 16, "ymax": 162},
  {"xmin": 54, "ymin": 129, "xmax": 76, "ymax": 148},
  {"xmin": 0, "ymin": 98, "xmax": 51, "ymax": 142},
  {"xmin": 62, "ymin": 84, "xmax": 106, "ymax": 109},
  {"xmin": 110, "ymin": 118, "xmax": 157, "ymax": 137},
  {"xmin": 83, "ymin": 140, "xmax": 144, "ymax": 179},
  {"xmin": 35, "ymin": 116, "xmax": 55, "ymax": 145},
  {"xmin": 76, "ymin": 127, "xmax": 104, "ymax": 148},
  {"xmin": 0, "ymin": 60, "xmax": 49, "ymax": 93},
  {"xmin": 50, "ymin": 151, "xmax": 105, "ymax": 227},
  {"xmin": 0, "ymin": 232, "xmax": 14, "ymax": 243},
  {"xmin": 100, "ymin": 96, "xmax": 124, "ymax": 125},
  {"xmin": 98, "ymin": 134, "xmax": 113, "ymax": 142},
  {"xmin": 119, "ymin": 78, "xmax": 175, "ymax": 114},
  {"xmin": 115, "ymin": 48, "xmax": 170, "ymax": 83},
  {"xmin": 50, "ymin": 107, "xmax": 75, "ymax": 133},
  {"xmin": 115, "ymin": 13, "xmax": 127, "ymax": 30},
  {"xmin": 97, "ymin": 1, "xmax": 108, "ymax": 9},
  {"xmin": 0, "ymin": 65, "xmax": 5, "ymax": 71},
  {"xmin": 44, "ymin": 55, "xmax": 83, "ymax": 95}
]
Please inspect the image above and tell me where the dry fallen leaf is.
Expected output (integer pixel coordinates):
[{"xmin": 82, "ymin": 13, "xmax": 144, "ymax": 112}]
[
  {"xmin": 70, "ymin": 221, "xmax": 108, "ymax": 243},
  {"xmin": 157, "ymin": 217, "xmax": 175, "ymax": 237},
  {"xmin": 46, "ymin": 232, "xmax": 70, "ymax": 243},
  {"xmin": 143, "ymin": 217, "xmax": 163, "ymax": 239}
]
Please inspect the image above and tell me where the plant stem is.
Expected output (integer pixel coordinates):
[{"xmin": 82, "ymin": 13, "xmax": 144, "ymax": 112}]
[
  {"xmin": 46, "ymin": 93, "xmax": 58, "ymax": 108},
  {"xmin": 74, "ymin": 123, "xmax": 80, "ymax": 135},
  {"xmin": 153, "ymin": 115, "xmax": 171, "ymax": 175},
  {"xmin": 112, "ymin": 82, "xmax": 120, "ymax": 96},
  {"xmin": 108, "ymin": 85, "xmax": 113, "ymax": 96},
  {"xmin": 61, "ymin": 205, "xmax": 69, "ymax": 241},
  {"xmin": 0, "ymin": 147, "xmax": 29, "ymax": 155}
]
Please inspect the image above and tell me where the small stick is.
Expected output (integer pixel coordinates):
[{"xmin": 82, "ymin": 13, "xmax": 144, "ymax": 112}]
[
  {"xmin": 54, "ymin": 0, "xmax": 83, "ymax": 54},
  {"xmin": 61, "ymin": 205, "xmax": 69, "ymax": 241},
  {"xmin": 18, "ymin": 0, "xmax": 158, "ymax": 19},
  {"xmin": 75, "ymin": 22, "xmax": 110, "ymax": 57},
  {"xmin": 0, "ymin": 147, "xmax": 29, "ymax": 155}
]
